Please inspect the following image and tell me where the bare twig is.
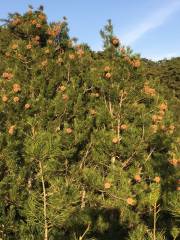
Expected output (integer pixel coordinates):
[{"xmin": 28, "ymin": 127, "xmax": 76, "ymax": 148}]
[
  {"xmin": 153, "ymin": 203, "xmax": 160, "ymax": 240},
  {"xmin": 67, "ymin": 64, "xmax": 70, "ymax": 83},
  {"xmin": 39, "ymin": 161, "xmax": 48, "ymax": 240},
  {"xmin": 79, "ymin": 142, "xmax": 92, "ymax": 169},
  {"xmin": 117, "ymin": 118, "xmax": 120, "ymax": 139},
  {"xmin": 81, "ymin": 189, "xmax": 86, "ymax": 209},
  {"xmin": 145, "ymin": 148, "xmax": 155, "ymax": 163},
  {"xmin": 79, "ymin": 223, "xmax": 91, "ymax": 240},
  {"xmin": 109, "ymin": 100, "xmax": 113, "ymax": 117},
  {"xmin": 97, "ymin": 189, "xmax": 125, "ymax": 202}
]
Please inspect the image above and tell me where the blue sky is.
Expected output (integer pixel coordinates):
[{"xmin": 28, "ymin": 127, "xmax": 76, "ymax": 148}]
[{"xmin": 1, "ymin": 0, "xmax": 180, "ymax": 60}]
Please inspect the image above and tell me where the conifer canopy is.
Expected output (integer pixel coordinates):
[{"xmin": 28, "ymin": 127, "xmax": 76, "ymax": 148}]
[{"xmin": 0, "ymin": 7, "xmax": 179, "ymax": 240}]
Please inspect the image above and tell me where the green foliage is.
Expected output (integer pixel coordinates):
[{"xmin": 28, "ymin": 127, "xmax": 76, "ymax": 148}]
[
  {"xmin": 0, "ymin": 7, "xmax": 179, "ymax": 240},
  {"xmin": 100, "ymin": 19, "xmax": 114, "ymax": 49},
  {"xmin": 142, "ymin": 57, "xmax": 180, "ymax": 128}
]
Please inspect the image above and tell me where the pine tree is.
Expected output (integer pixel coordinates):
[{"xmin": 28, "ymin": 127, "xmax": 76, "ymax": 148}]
[{"xmin": 0, "ymin": 7, "xmax": 179, "ymax": 240}]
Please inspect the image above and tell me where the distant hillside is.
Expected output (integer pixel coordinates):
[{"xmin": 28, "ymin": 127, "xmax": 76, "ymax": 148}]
[
  {"xmin": 142, "ymin": 57, "xmax": 180, "ymax": 98},
  {"xmin": 142, "ymin": 57, "xmax": 180, "ymax": 126}
]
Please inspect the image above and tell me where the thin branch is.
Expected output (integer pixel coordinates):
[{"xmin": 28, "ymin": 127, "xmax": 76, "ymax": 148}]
[
  {"xmin": 79, "ymin": 142, "xmax": 92, "ymax": 169},
  {"xmin": 117, "ymin": 118, "xmax": 120, "ymax": 139},
  {"xmin": 108, "ymin": 100, "xmax": 113, "ymax": 117},
  {"xmin": 145, "ymin": 148, "xmax": 155, "ymax": 163},
  {"xmin": 79, "ymin": 223, "xmax": 91, "ymax": 240},
  {"xmin": 97, "ymin": 189, "xmax": 125, "ymax": 202},
  {"xmin": 122, "ymin": 125, "xmax": 152, "ymax": 169},
  {"xmin": 153, "ymin": 203, "xmax": 160, "ymax": 240},
  {"xmin": 83, "ymin": 86, "xmax": 93, "ymax": 94},
  {"xmin": 80, "ymin": 189, "xmax": 86, "ymax": 209},
  {"xmin": 39, "ymin": 161, "xmax": 48, "ymax": 240},
  {"xmin": 67, "ymin": 63, "xmax": 70, "ymax": 83}
]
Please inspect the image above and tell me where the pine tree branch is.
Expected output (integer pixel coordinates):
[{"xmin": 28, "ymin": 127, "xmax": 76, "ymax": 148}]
[
  {"xmin": 67, "ymin": 63, "xmax": 70, "ymax": 83},
  {"xmin": 79, "ymin": 142, "xmax": 92, "ymax": 169},
  {"xmin": 153, "ymin": 203, "xmax": 157, "ymax": 240},
  {"xmin": 80, "ymin": 189, "xmax": 86, "ymax": 209},
  {"xmin": 39, "ymin": 160, "xmax": 48, "ymax": 240},
  {"xmin": 97, "ymin": 189, "xmax": 125, "ymax": 202},
  {"xmin": 122, "ymin": 125, "xmax": 150, "ymax": 169},
  {"xmin": 79, "ymin": 223, "xmax": 90, "ymax": 240},
  {"xmin": 153, "ymin": 203, "xmax": 160, "ymax": 240},
  {"xmin": 144, "ymin": 148, "xmax": 156, "ymax": 163}
]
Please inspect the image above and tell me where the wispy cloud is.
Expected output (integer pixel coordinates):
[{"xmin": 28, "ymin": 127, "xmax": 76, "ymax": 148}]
[
  {"xmin": 122, "ymin": 1, "xmax": 180, "ymax": 45},
  {"xmin": 147, "ymin": 51, "xmax": 180, "ymax": 61}
]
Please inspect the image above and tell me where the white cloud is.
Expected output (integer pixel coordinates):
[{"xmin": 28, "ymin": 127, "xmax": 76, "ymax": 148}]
[
  {"xmin": 122, "ymin": 1, "xmax": 180, "ymax": 45},
  {"xmin": 147, "ymin": 51, "xmax": 180, "ymax": 61}
]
